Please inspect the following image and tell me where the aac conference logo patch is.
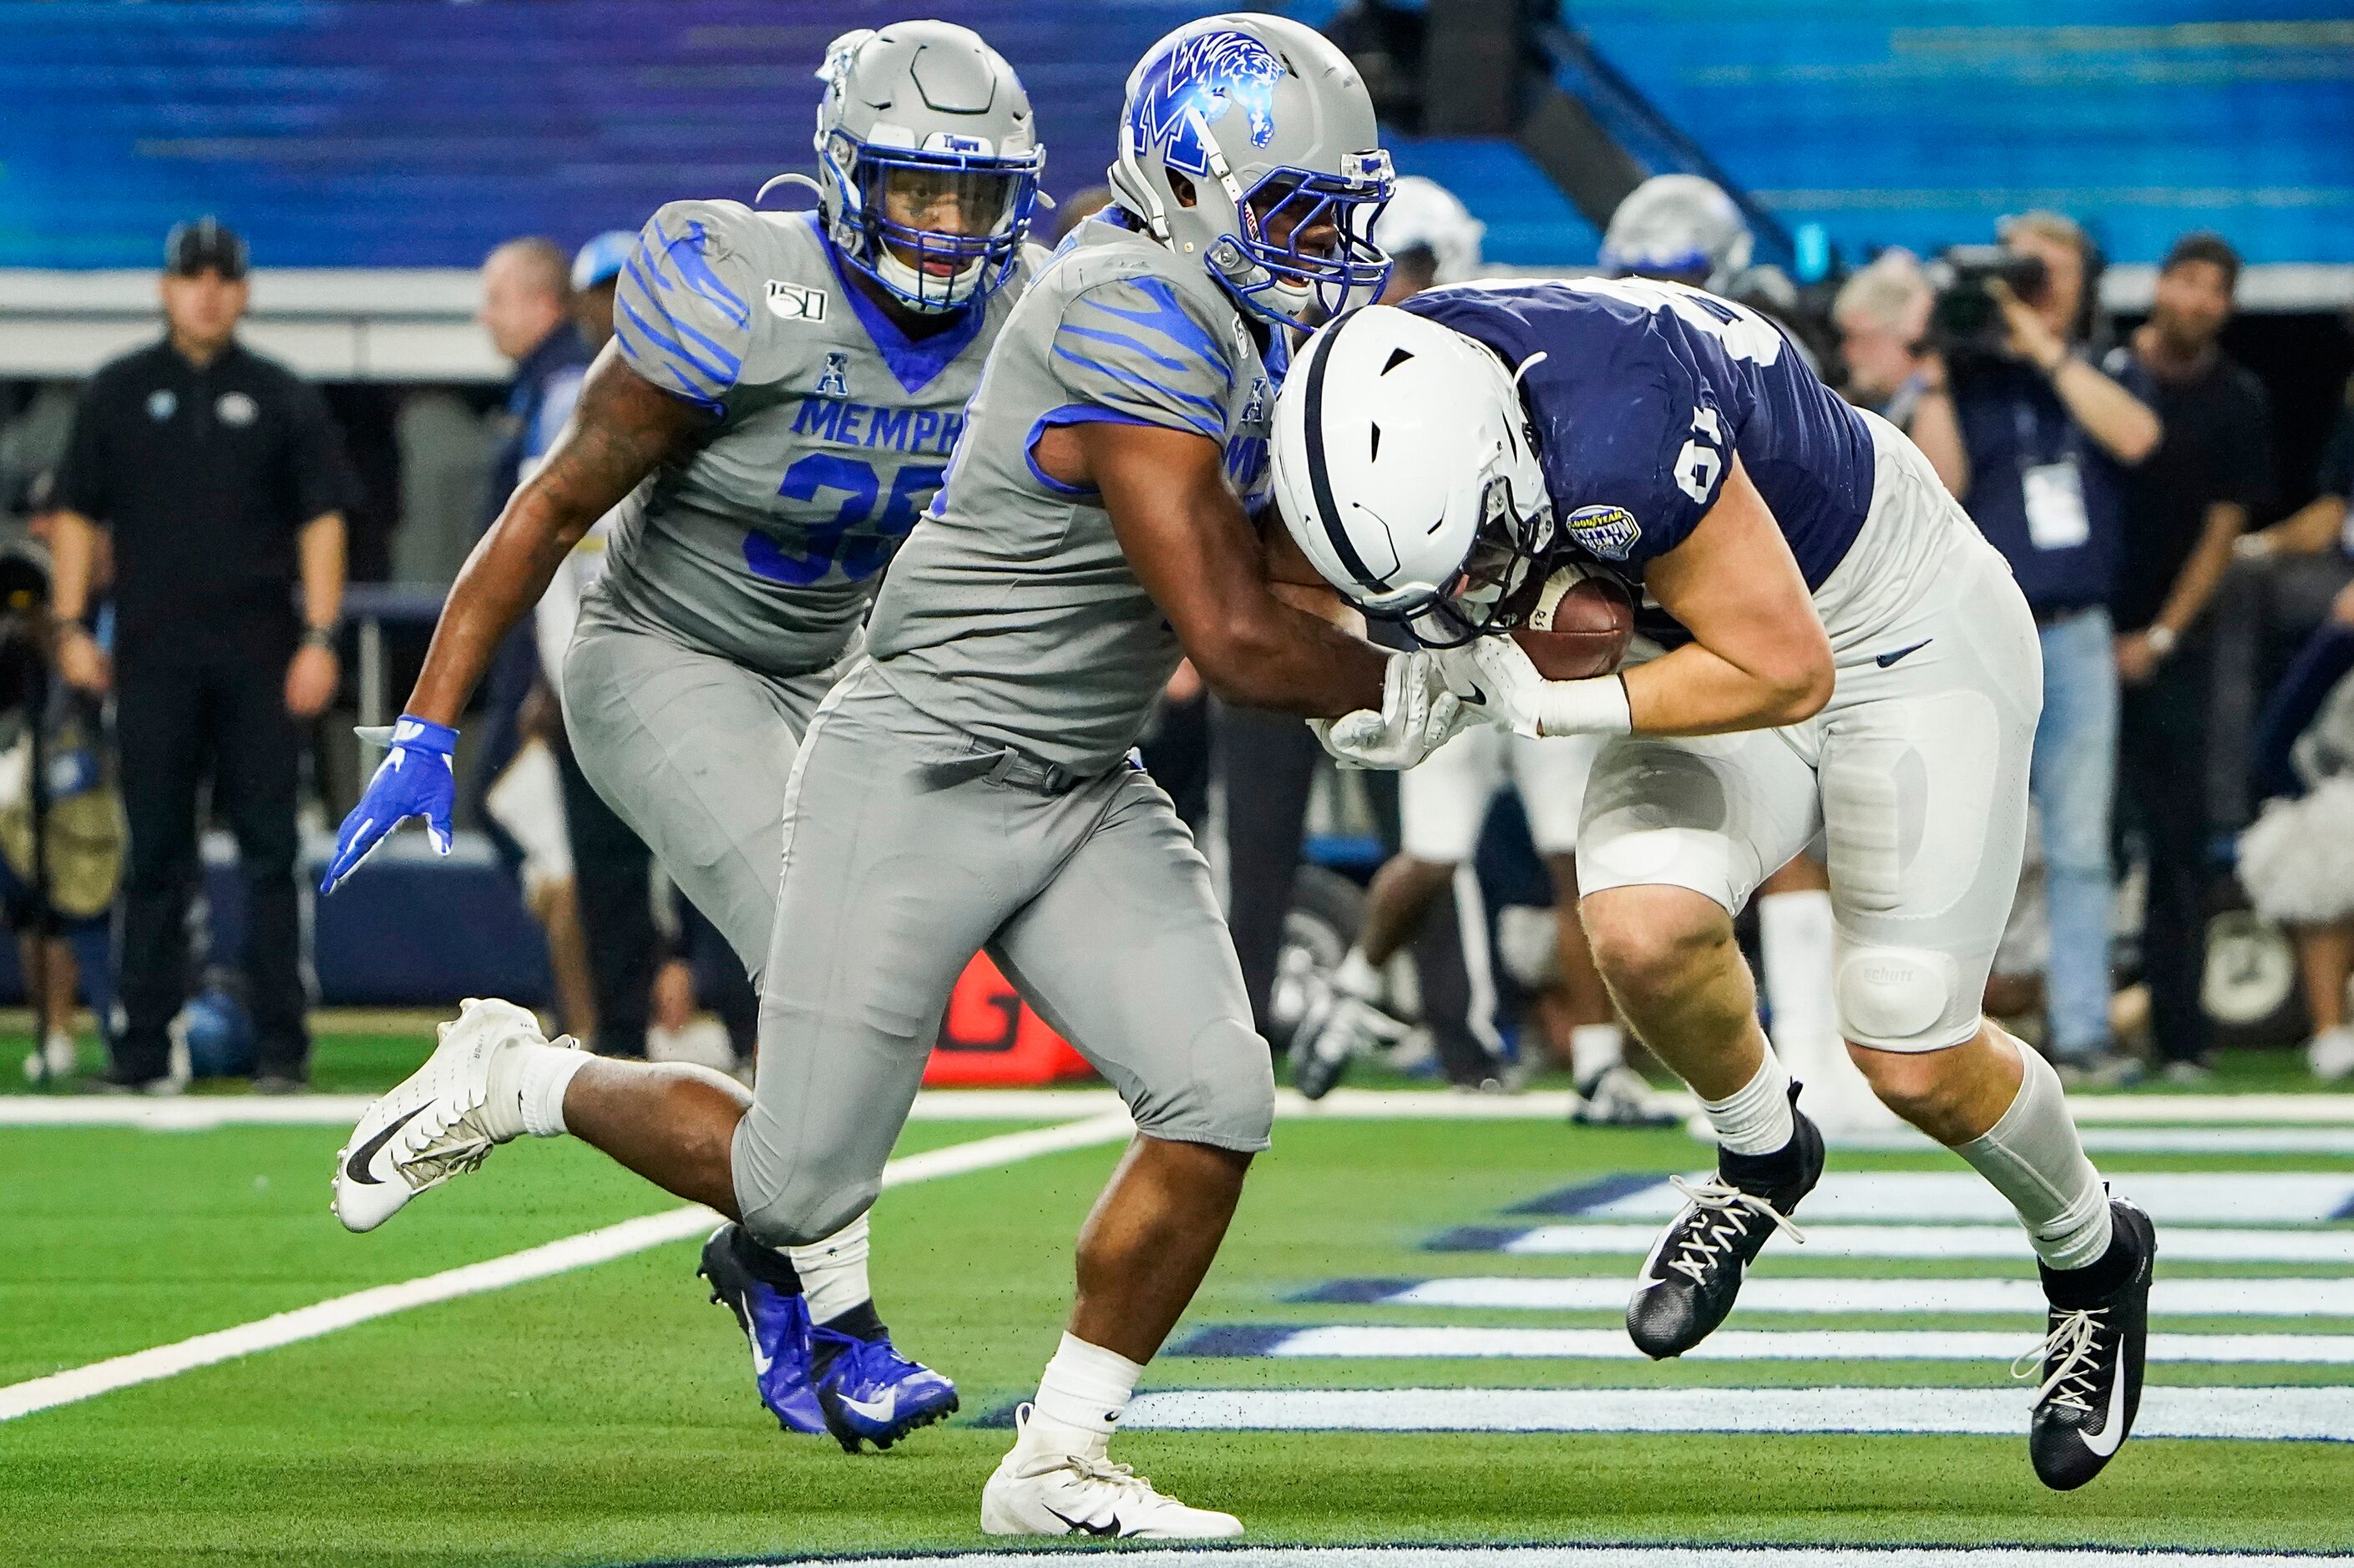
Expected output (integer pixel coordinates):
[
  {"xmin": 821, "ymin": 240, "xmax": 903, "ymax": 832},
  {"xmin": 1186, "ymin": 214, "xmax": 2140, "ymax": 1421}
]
[
  {"xmin": 766, "ymin": 281, "xmax": 828, "ymax": 322},
  {"xmin": 1564, "ymin": 503, "xmax": 1641, "ymax": 561}
]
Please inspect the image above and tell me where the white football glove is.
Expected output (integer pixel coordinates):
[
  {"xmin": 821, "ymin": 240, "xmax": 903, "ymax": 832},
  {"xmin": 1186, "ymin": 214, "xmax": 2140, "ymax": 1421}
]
[
  {"xmin": 1310, "ymin": 651, "xmax": 1474, "ymax": 770},
  {"xmin": 1435, "ymin": 635, "xmax": 1547, "ymax": 737},
  {"xmin": 1436, "ymin": 636, "xmax": 1634, "ymax": 739}
]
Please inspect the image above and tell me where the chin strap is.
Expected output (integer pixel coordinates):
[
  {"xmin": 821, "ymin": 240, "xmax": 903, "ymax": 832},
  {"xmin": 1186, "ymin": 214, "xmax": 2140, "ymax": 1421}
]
[{"xmin": 756, "ymin": 171, "xmax": 825, "ymax": 207}]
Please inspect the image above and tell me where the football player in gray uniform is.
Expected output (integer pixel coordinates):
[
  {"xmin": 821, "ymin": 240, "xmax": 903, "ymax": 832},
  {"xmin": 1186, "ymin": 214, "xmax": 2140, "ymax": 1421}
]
[
  {"xmin": 328, "ymin": 13, "xmax": 1484, "ymax": 1535},
  {"xmin": 321, "ymin": 22, "xmax": 1045, "ymax": 1454}
]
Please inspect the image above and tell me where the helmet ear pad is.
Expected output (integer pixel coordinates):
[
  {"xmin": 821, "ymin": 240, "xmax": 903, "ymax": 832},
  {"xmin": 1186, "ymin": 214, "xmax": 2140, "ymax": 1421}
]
[{"xmin": 1271, "ymin": 306, "xmax": 1553, "ymax": 637}]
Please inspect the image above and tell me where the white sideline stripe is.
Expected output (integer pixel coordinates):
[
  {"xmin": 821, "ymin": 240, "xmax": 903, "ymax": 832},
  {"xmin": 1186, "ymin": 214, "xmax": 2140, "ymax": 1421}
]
[
  {"xmin": 1235, "ymin": 1324, "xmax": 2354, "ymax": 1363},
  {"xmin": 0, "ymin": 1110, "xmax": 1135, "ymax": 1424},
  {"xmin": 789, "ymin": 1550, "xmax": 2351, "ymax": 1568},
  {"xmin": 1490, "ymin": 1222, "xmax": 2354, "ymax": 1263},
  {"xmin": 1123, "ymin": 1384, "xmax": 2354, "ymax": 1442},
  {"xmin": 1376, "ymin": 1274, "xmax": 2354, "ymax": 1317},
  {"xmin": 12, "ymin": 1085, "xmax": 2354, "ymax": 1128},
  {"xmin": 1570, "ymin": 1171, "xmax": 2352, "ymax": 1226}
]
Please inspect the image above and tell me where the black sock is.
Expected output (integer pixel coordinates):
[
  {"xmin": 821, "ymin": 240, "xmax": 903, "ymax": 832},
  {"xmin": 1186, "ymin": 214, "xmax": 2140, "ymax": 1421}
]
[
  {"xmin": 818, "ymin": 1298, "xmax": 888, "ymax": 1343},
  {"xmin": 2042, "ymin": 1217, "xmax": 2139, "ymax": 1308},
  {"xmin": 731, "ymin": 1227, "xmax": 804, "ymax": 1293}
]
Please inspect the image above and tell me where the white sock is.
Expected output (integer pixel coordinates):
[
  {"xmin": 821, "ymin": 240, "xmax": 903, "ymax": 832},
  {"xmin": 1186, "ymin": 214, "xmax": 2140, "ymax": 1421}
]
[
  {"xmin": 788, "ymin": 1212, "xmax": 873, "ymax": 1324},
  {"xmin": 1020, "ymin": 1333, "xmax": 1143, "ymax": 1461},
  {"xmin": 1701, "ymin": 1051, "xmax": 1795, "ymax": 1156},
  {"xmin": 1569, "ymin": 1023, "xmax": 1624, "ymax": 1084},
  {"xmin": 1334, "ymin": 946, "xmax": 1382, "ymax": 1000},
  {"xmin": 1758, "ymin": 888, "xmax": 1838, "ymax": 1064},
  {"xmin": 1953, "ymin": 1038, "xmax": 2114, "ymax": 1270},
  {"xmin": 489, "ymin": 1044, "xmax": 587, "ymax": 1140}
]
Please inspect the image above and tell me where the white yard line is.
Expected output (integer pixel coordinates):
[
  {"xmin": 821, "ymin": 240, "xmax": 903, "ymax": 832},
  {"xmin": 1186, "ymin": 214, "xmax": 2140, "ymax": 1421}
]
[
  {"xmin": 1124, "ymin": 1384, "xmax": 2354, "ymax": 1442},
  {"xmin": 13, "ymin": 1085, "xmax": 2354, "ymax": 1129},
  {"xmin": 1351, "ymin": 1274, "xmax": 2354, "ymax": 1317},
  {"xmin": 1466, "ymin": 1222, "xmax": 2354, "ymax": 1263},
  {"xmin": 0, "ymin": 1110, "xmax": 1134, "ymax": 1424},
  {"xmin": 1197, "ymin": 1323, "xmax": 2354, "ymax": 1363},
  {"xmin": 777, "ymin": 1551, "xmax": 2351, "ymax": 1568},
  {"xmin": 1536, "ymin": 1170, "xmax": 2354, "ymax": 1226}
]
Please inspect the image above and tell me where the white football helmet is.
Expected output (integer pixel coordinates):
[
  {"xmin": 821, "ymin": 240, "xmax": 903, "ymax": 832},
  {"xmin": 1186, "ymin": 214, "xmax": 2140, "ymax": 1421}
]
[
  {"xmin": 1376, "ymin": 175, "xmax": 1484, "ymax": 286},
  {"xmin": 1600, "ymin": 173, "xmax": 1752, "ymax": 292},
  {"xmin": 1271, "ymin": 305, "xmax": 1553, "ymax": 645}
]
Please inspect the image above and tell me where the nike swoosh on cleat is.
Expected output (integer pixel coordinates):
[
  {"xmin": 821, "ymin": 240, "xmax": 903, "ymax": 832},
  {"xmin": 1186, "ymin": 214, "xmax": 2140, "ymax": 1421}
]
[
  {"xmin": 342, "ymin": 1105, "xmax": 428, "ymax": 1186},
  {"xmin": 1876, "ymin": 640, "xmax": 1932, "ymax": 667},
  {"xmin": 1464, "ymin": 682, "xmax": 1488, "ymax": 706},
  {"xmin": 745, "ymin": 1328, "xmax": 773, "ymax": 1377},
  {"xmin": 1046, "ymin": 1506, "xmax": 1121, "ymax": 1538},
  {"xmin": 2081, "ymin": 1345, "xmax": 2131, "ymax": 1458},
  {"xmin": 841, "ymin": 1391, "xmax": 897, "ymax": 1424}
]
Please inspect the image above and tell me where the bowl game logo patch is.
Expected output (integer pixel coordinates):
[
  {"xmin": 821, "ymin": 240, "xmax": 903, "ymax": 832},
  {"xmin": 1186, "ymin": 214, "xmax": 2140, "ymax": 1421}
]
[{"xmin": 1564, "ymin": 504, "xmax": 1640, "ymax": 561}]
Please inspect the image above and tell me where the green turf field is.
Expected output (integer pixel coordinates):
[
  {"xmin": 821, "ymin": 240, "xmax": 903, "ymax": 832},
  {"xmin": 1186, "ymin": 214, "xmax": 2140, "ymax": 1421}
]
[{"xmin": 3, "ymin": 1033, "xmax": 2351, "ymax": 1567}]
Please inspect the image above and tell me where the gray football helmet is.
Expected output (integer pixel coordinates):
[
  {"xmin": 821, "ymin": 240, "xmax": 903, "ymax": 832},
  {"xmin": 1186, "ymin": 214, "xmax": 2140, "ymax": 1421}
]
[
  {"xmin": 797, "ymin": 23, "xmax": 1045, "ymax": 312},
  {"xmin": 1108, "ymin": 13, "xmax": 1393, "ymax": 326},
  {"xmin": 1599, "ymin": 173, "xmax": 1753, "ymax": 292}
]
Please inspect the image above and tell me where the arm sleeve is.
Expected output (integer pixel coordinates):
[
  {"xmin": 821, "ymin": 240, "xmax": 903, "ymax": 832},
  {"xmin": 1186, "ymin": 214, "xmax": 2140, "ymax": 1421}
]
[
  {"xmin": 52, "ymin": 378, "xmax": 112, "ymax": 520},
  {"xmin": 612, "ymin": 200, "xmax": 757, "ymax": 415},
  {"xmin": 1560, "ymin": 331, "xmax": 1727, "ymax": 568},
  {"xmin": 1047, "ymin": 275, "xmax": 1235, "ymax": 439},
  {"xmin": 287, "ymin": 379, "xmax": 358, "ymax": 520}
]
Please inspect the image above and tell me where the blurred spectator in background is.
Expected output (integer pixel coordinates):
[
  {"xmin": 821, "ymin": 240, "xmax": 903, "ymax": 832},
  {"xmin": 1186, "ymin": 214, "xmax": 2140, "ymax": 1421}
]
[
  {"xmin": 2210, "ymin": 376, "xmax": 2354, "ymax": 829},
  {"xmin": 390, "ymin": 388, "xmax": 493, "ymax": 586},
  {"xmin": 2114, "ymin": 233, "xmax": 2270, "ymax": 1081},
  {"xmin": 50, "ymin": 218, "xmax": 351, "ymax": 1092},
  {"xmin": 2236, "ymin": 607, "xmax": 2354, "ymax": 1082},
  {"xmin": 1050, "ymin": 185, "xmax": 1114, "ymax": 244},
  {"xmin": 1833, "ymin": 250, "xmax": 1936, "ymax": 431},
  {"xmin": 1911, "ymin": 210, "xmax": 2161, "ymax": 1083},
  {"xmin": 467, "ymin": 237, "xmax": 601, "ymax": 1046}
]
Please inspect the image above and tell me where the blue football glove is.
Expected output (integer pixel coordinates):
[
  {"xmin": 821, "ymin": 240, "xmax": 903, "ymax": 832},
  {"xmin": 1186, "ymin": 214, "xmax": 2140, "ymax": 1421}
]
[{"xmin": 320, "ymin": 716, "xmax": 458, "ymax": 893}]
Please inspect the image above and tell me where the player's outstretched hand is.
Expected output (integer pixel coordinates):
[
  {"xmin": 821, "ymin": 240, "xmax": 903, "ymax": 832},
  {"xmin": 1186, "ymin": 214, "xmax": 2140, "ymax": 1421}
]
[
  {"xmin": 320, "ymin": 716, "xmax": 459, "ymax": 893},
  {"xmin": 1436, "ymin": 635, "xmax": 1547, "ymax": 738},
  {"xmin": 1310, "ymin": 651, "xmax": 1471, "ymax": 770}
]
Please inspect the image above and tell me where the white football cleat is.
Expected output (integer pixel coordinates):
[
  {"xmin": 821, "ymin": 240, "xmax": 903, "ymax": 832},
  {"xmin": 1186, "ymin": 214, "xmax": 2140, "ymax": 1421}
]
[
  {"xmin": 332, "ymin": 998, "xmax": 569, "ymax": 1233},
  {"xmin": 980, "ymin": 1405, "xmax": 1243, "ymax": 1540}
]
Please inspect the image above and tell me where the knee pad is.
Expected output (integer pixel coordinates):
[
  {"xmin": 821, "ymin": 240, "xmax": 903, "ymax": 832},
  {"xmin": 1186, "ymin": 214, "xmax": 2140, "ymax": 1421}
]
[
  {"xmin": 1835, "ymin": 945, "xmax": 1960, "ymax": 1049},
  {"xmin": 1132, "ymin": 1017, "xmax": 1274, "ymax": 1153}
]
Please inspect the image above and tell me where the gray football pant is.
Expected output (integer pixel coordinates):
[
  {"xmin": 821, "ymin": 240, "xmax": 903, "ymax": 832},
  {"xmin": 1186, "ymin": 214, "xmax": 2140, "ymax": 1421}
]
[
  {"xmin": 728, "ymin": 662, "xmax": 1275, "ymax": 1248},
  {"xmin": 559, "ymin": 609, "xmax": 841, "ymax": 984}
]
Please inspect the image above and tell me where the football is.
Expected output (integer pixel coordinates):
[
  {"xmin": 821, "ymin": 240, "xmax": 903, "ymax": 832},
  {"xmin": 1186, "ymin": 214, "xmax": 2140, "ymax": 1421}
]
[{"xmin": 1510, "ymin": 563, "xmax": 1636, "ymax": 680}]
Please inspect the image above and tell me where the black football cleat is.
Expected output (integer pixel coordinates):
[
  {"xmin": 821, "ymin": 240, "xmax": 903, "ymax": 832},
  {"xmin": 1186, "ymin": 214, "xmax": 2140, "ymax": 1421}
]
[
  {"xmin": 1626, "ymin": 1083, "xmax": 1823, "ymax": 1359},
  {"xmin": 2020, "ymin": 1196, "xmax": 2155, "ymax": 1490}
]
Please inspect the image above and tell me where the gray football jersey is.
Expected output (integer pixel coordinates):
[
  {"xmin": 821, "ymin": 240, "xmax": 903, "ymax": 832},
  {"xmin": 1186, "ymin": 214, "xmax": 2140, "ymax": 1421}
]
[
  {"xmin": 592, "ymin": 200, "xmax": 1030, "ymax": 678},
  {"xmin": 865, "ymin": 217, "xmax": 1283, "ymax": 774}
]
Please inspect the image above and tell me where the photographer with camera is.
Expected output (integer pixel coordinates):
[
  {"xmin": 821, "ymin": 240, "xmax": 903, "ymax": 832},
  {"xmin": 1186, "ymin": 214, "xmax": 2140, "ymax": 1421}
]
[{"xmin": 1911, "ymin": 211, "xmax": 2161, "ymax": 1082}]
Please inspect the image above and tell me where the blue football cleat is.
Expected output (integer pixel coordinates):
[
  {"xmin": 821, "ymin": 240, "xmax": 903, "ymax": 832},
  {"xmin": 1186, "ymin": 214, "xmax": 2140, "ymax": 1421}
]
[
  {"xmin": 697, "ymin": 1224, "xmax": 828, "ymax": 1435},
  {"xmin": 813, "ymin": 1325, "xmax": 960, "ymax": 1453}
]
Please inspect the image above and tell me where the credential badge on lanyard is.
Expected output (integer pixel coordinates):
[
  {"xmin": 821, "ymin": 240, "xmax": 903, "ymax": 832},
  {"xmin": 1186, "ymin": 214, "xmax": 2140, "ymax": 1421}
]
[{"xmin": 2016, "ymin": 399, "xmax": 2090, "ymax": 551}]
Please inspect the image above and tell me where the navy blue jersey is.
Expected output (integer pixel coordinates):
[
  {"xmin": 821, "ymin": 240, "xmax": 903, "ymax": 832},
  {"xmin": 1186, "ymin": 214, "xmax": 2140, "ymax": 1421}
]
[{"xmin": 1404, "ymin": 278, "xmax": 1878, "ymax": 597}]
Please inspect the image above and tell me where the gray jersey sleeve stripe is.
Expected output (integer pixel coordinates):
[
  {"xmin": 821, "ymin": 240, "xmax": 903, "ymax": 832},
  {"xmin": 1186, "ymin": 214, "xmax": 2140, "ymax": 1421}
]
[
  {"xmin": 615, "ymin": 203, "xmax": 756, "ymax": 412},
  {"xmin": 1080, "ymin": 277, "xmax": 1233, "ymax": 382}
]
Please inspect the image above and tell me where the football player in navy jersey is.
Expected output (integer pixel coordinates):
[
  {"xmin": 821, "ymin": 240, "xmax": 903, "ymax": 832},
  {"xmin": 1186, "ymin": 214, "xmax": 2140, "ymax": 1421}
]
[{"xmin": 1273, "ymin": 280, "xmax": 2155, "ymax": 1491}]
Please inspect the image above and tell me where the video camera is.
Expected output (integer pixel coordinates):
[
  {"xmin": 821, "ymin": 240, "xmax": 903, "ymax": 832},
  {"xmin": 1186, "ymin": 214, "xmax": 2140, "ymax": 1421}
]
[{"xmin": 1923, "ymin": 245, "xmax": 2050, "ymax": 358}]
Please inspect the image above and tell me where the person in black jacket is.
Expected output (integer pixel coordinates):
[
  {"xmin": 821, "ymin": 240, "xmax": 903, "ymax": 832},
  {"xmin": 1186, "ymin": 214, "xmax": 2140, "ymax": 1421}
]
[{"xmin": 49, "ymin": 219, "xmax": 351, "ymax": 1093}]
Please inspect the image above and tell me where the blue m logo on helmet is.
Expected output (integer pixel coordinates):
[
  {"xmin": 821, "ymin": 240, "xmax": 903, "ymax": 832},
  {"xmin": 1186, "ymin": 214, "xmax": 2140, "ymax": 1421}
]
[{"xmin": 1129, "ymin": 29, "xmax": 1283, "ymax": 179}]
